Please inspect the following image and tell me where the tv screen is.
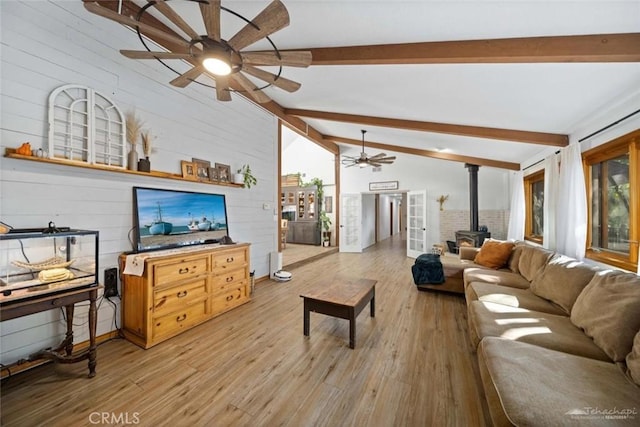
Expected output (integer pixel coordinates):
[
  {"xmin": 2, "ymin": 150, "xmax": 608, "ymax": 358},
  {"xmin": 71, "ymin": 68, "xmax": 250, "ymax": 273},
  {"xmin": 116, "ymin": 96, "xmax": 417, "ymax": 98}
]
[{"xmin": 133, "ymin": 186, "xmax": 229, "ymax": 253}]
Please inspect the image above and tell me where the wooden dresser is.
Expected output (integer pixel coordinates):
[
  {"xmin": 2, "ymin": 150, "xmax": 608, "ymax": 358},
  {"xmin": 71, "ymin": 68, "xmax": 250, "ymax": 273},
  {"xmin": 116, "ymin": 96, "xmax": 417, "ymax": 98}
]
[{"xmin": 120, "ymin": 243, "xmax": 250, "ymax": 349}]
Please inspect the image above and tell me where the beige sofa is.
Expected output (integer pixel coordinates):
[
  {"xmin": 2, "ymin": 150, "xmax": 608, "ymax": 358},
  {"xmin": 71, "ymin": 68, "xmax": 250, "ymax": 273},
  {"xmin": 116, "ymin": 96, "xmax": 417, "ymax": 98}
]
[{"xmin": 460, "ymin": 242, "xmax": 640, "ymax": 426}]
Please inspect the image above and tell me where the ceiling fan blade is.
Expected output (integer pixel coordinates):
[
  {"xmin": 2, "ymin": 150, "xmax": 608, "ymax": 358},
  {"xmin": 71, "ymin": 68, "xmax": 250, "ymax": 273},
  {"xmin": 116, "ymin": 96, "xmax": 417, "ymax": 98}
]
[
  {"xmin": 170, "ymin": 65, "xmax": 204, "ymax": 88},
  {"xmin": 215, "ymin": 75, "xmax": 232, "ymax": 102},
  {"xmin": 231, "ymin": 73, "xmax": 271, "ymax": 104},
  {"xmin": 344, "ymin": 163, "xmax": 358, "ymax": 168},
  {"xmin": 84, "ymin": 2, "xmax": 190, "ymax": 49},
  {"xmin": 228, "ymin": 0, "xmax": 290, "ymax": 51},
  {"xmin": 368, "ymin": 152, "xmax": 387, "ymax": 160},
  {"xmin": 242, "ymin": 66, "xmax": 301, "ymax": 92},
  {"xmin": 152, "ymin": 0, "xmax": 200, "ymax": 40},
  {"xmin": 199, "ymin": 0, "xmax": 221, "ymax": 41},
  {"xmin": 120, "ymin": 50, "xmax": 191, "ymax": 60},
  {"xmin": 369, "ymin": 162, "xmax": 383, "ymax": 167},
  {"xmin": 241, "ymin": 51, "xmax": 312, "ymax": 67}
]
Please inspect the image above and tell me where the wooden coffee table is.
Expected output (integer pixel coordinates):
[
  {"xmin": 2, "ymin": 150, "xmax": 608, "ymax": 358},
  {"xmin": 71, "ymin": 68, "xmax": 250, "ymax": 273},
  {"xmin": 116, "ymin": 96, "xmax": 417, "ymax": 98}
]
[{"xmin": 300, "ymin": 278, "xmax": 376, "ymax": 349}]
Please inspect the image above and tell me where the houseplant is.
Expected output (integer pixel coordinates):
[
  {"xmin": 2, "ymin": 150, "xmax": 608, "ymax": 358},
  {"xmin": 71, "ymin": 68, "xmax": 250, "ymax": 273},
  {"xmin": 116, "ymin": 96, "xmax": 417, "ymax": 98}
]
[
  {"xmin": 320, "ymin": 211, "xmax": 332, "ymax": 246},
  {"xmin": 236, "ymin": 164, "xmax": 257, "ymax": 188}
]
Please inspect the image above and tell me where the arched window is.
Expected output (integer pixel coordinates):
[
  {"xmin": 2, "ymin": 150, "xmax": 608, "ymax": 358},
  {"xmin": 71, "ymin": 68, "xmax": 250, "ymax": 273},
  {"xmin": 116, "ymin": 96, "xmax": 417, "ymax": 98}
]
[{"xmin": 48, "ymin": 84, "xmax": 125, "ymax": 167}]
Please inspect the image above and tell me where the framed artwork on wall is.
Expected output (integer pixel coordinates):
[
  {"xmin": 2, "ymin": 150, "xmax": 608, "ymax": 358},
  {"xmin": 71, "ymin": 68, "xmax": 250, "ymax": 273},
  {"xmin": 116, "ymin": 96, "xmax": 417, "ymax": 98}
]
[{"xmin": 324, "ymin": 196, "xmax": 333, "ymax": 213}]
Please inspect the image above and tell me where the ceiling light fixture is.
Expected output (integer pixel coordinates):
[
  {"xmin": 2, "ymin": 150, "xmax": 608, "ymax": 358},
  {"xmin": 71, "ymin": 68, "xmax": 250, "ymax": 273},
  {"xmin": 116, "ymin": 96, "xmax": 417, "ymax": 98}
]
[
  {"xmin": 202, "ymin": 44, "xmax": 232, "ymax": 76},
  {"xmin": 84, "ymin": 0, "xmax": 312, "ymax": 103},
  {"xmin": 341, "ymin": 130, "xmax": 396, "ymax": 168}
]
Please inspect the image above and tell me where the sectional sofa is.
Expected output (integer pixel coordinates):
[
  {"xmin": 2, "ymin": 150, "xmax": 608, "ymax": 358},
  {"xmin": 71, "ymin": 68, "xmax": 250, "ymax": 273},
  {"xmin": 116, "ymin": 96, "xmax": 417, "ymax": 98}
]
[{"xmin": 458, "ymin": 241, "xmax": 640, "ymax": 426}]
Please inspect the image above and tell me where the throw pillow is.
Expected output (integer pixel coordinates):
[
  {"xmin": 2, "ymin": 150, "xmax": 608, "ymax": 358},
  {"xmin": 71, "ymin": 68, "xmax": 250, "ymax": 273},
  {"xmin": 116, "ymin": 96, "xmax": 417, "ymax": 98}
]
[
  {"xmin": 507, "ymin": 242, "xmax": 525, "ymax": 274},
  {"xmin": 517, "ymin": 245, "xmax": 555, "ymax": 282},
  {"xmin": 474, "ymin": 240, "xmax": 514, "ymax": 269},
  {"xmin": 571, "ymin": 270, "xmax": 640, "ymax": 362},
  {"xmin": 626, "ymin": 329, "xmax": 640, "ymax": 386},
  {"xmin": 530, "ymin": 255, "xmax": 599, "ymax": 314}
]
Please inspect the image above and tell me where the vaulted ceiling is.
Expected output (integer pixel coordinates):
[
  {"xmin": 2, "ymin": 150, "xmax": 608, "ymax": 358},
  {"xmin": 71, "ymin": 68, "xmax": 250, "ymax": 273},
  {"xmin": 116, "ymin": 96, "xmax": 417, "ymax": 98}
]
[{"xmin": 85, "ymin": 0, "xmax": 640, "ymax": 171}]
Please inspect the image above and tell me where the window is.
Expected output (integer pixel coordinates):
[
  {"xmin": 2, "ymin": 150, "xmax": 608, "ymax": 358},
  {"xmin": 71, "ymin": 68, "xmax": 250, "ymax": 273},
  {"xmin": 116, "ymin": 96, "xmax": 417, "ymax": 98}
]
[
  {"xmin": 524, "ymin": 170, "xmax": 544, "ymax": 243},
  {"xmin": 583, "ymin": 129, "xmax": 640, "ymax": 271}
]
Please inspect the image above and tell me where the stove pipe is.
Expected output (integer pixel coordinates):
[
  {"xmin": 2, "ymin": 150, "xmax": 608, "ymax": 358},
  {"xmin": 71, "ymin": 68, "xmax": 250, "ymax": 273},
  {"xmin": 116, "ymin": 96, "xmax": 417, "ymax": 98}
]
[{"xmin": 465, "ymin": 163, "xmax": 479, "ymax": 231}]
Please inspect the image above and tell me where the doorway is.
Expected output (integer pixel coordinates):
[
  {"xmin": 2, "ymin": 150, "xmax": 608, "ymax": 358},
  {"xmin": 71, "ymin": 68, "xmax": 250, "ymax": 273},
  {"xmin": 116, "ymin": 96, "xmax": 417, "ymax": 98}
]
[{"xmin": 280, "ymin": 124, "xmax": 337, "ymax": 268}]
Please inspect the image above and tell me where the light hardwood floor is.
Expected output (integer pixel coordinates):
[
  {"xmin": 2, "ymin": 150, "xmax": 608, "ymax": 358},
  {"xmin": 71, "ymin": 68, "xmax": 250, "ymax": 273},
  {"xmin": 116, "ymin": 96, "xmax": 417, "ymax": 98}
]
[{"xmin": 0, "ymin": 236, "xmax": 490, "ymax": 427}]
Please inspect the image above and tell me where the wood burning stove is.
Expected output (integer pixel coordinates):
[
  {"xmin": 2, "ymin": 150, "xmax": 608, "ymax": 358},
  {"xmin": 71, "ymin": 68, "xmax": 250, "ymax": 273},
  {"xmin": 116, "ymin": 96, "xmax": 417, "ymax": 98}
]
[{"xmin": 454, "ymin": 164, "xmax": 490, "ymax": 250}]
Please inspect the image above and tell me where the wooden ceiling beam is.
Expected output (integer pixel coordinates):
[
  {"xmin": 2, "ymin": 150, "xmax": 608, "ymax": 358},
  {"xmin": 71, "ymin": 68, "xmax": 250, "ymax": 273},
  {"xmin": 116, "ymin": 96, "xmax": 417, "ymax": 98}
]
[
  {"xmin": 326, "ymin": 135, "xmax": 520, "ymax": 171},
  {"xmin": 286, "ymin": 109, "xmax": 568, "ymax": 147},
  {"xmin": 87, "ymin": 0, "xmax": 338, "ymax": 154},
  {"xmin": 304, "ymin": 33, "xmax": 640, "ymax": 65}
]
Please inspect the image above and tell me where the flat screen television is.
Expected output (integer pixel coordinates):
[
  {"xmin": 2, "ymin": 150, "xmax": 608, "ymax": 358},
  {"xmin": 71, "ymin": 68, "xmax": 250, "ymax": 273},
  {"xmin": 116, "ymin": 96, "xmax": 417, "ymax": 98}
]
[{"xmin": 133, "ymin": 186, "xmax": 229, "ymax": 253}]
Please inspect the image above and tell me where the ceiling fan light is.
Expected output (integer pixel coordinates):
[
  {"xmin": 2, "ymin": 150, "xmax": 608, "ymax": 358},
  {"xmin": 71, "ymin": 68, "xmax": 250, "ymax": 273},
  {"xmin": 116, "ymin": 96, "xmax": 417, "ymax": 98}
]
[
  {"xmin": 203, "ymin": 57, "xmax": 232, "ymax": 76},
  {"xmin": 359, "ymin": 162, "xmax": 368, "ymax": 168}
]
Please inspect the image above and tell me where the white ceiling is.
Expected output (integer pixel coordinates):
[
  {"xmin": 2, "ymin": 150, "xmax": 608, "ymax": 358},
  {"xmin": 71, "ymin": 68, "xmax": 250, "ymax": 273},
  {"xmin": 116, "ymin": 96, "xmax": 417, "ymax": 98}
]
[{"xmin": 126, "ymin": 1, "xmax": 640, "ymax": 168}]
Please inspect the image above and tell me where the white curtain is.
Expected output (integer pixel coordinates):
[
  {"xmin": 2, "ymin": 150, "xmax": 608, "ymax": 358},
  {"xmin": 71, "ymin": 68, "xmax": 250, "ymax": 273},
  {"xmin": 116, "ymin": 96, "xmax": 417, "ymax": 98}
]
[
  {"xmin": 543, "ymin": 153, "xmax": 560, "ymax": 250},
  {"xmin": 507, "ymin": 171, "xmax": 525, "ymax": 241},
  {"xmin": 556, "ymin": 144, "xmax": 588, "ymax": 260}
]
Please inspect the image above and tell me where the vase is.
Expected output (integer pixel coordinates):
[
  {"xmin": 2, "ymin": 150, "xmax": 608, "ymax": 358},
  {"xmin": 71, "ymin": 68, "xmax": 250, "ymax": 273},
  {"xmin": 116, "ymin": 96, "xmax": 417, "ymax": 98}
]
[
  {"xmin": 138, "ymin": 156, "xmax": 151, "ymax": 172},
  {"xmin": 127, "ymin": 148, "xmax": 138, "ymax": 171},
  {"xmin": 232, "ymin": 173, "xmax": 244, "ymax": 185}
]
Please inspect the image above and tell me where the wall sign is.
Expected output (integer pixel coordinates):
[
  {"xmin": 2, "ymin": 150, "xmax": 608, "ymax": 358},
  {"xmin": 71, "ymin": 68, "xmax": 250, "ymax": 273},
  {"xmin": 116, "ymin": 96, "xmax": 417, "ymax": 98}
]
[{"xmin": 369, "ymin": 181, "xmax": 399, "ymax": 191}]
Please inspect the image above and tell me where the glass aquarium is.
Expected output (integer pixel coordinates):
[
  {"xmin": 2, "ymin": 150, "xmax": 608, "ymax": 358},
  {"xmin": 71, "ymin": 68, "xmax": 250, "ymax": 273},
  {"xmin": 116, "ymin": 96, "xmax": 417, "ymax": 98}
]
[{"xmin": 0, "ymin": 229, "xmax": 99, "ymax": 303}]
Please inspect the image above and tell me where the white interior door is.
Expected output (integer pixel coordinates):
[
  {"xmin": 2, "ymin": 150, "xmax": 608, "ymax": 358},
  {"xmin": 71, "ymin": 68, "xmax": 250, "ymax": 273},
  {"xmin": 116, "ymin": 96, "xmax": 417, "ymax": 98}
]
[
  {"xmin": 407, "ymin": 190, "xmax": 428, "ymax": 258},
  {"xmin": 340, "ymin": 193, "xmax": 362, "ymax": 252}
]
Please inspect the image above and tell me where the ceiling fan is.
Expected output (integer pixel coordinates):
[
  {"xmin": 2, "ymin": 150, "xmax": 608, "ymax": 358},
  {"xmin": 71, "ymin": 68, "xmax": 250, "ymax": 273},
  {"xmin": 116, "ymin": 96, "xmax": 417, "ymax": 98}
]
[
  {"xmin": 84, "ymin": 0, "xmax": 312, "ymax": 103},
  {"xmin": 341, "ymin": 130, "xmax": 396, "ymax": 168}
]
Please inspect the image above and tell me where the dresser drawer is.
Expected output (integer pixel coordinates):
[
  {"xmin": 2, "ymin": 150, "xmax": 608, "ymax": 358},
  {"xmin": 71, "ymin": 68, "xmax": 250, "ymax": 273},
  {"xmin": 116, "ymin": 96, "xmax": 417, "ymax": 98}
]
[
  {"xmin": 212, "ymin": 248, "xmax": 247, "ymax": 271},
  {"xmin": 152, "ymin": 255, "xmax": 209, "ymax": 287},
  {"xmin": 211, "ymin": 284, "xmax": 248, "ymax": 314},
  {"xmin": 153, "ymin": 278, "xmax": 208, "ymax": 317},
  {"xmin": 211, "ymin": 268, "xmax": 247, "ymax": 294},
  {"xmin": 152, "ymin": 300, "xmax": 207, "ymax": 340}
]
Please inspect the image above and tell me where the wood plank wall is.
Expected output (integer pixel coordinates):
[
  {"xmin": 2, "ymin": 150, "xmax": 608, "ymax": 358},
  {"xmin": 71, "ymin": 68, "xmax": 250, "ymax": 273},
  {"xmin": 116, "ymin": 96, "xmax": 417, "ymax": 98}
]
[{"xmin": 0, "ymin": 1, "xmax": 278, "ymax": 365}]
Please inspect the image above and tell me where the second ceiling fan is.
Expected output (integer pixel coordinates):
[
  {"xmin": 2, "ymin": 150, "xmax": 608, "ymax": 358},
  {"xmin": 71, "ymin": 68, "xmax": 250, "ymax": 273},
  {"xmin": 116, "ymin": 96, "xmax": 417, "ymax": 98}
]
[
  {"xmin": 84, "ymin": 0, "xmax": 312, "ymax": 104},
  {"xmin": 341, "ymin": 130, "xmax": 396, "ymax": 168}
]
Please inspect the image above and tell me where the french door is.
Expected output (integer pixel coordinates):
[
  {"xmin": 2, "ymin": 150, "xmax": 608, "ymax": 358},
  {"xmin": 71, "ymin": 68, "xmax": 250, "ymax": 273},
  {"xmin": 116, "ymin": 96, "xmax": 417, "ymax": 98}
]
[
  {"xmin": 340, "ymin": 193, "xmax": 361, "ymax": 252},
  {"xmin": 407, "ymin": 190, "xmax": 427, "ymax": 258}
]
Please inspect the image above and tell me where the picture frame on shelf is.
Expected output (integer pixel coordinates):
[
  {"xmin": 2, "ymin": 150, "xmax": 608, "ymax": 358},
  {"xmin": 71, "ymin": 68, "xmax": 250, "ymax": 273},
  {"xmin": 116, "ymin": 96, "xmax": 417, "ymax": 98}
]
[
  {"xmin": 192, "ymin": 158, "xmax": 211, "ymax": 181},
  {"xmin": 216, "ymin": 163, "xmax": 231, "ymax": 183},
  {"xmin": 181, "ymin": 160, "xmax": 196, "ymax": 180},
  {"xmin": 208, "ymin": 166, "xmax": 219, "ymax": 182}
]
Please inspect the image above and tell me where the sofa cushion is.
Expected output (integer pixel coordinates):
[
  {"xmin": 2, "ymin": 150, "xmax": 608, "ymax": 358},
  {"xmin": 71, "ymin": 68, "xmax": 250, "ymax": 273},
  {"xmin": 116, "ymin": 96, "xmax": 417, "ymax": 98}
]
[
  {"xmin": 507, "ymin": 243, "xmax": 525, "ymax": 274},
  {"xmin": 517, "ymin": 245, "xmax": 554, "ymax": 282},
  {"xmin": 474, "ymin": 239, "xmax": 515, "ymax": 269},
  {"xmin": 466, "ymin": 282, "xmax": 567, "ymax": 315},
  {"xmin": 571, "ymin": 270, "xmax": 640, "ymax": 362},
  {"xmin": 463, "ymin": 267, "xmax": 530, "ymax": 289},
  {"xmin": 469, "ymin": 301, "xmax": 610, "ymax": 361},
  {"xmin": 478, "ymin": 337, "xmax": 640, "ymax": 427},
  {"xmin": 530, "ymin": 255, "xmax": 599, "ymax": 314},
  {"xmin": 626, "ymin": 329, "xmax": 640, "ymax": 386}
]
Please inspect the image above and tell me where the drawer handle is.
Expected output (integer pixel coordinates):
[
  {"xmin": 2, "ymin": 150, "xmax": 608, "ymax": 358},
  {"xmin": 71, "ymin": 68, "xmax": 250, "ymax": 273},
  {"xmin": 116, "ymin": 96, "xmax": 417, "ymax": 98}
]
[
  {"xmin": 178, "ymin": 267, "xmax": 190, "ymax": 274},
  {"xmin": 226, "ymin": 295, "xmax": 234, "ymax": 302},
  {"xmin": 226, "ymin": 257, "xmax": 234, "ymax": 263},
  {"xmin": 226, "ymin": 276, "xmax": 233, "ymax": 282},
  {"xmin": 176, "ymin": 314, "xmax": 187, "ymax": 322},
  {"xmin": 177, "ymin": 290, "xmax": 188, "ymax": 298}
]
